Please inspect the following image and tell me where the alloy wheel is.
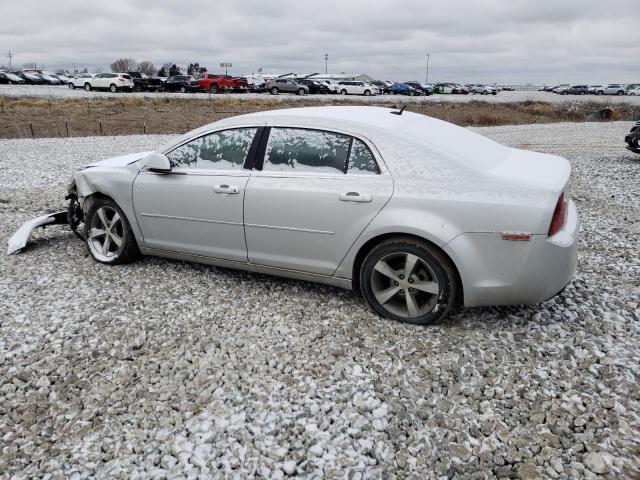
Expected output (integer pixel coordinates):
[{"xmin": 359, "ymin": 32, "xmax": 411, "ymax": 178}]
[
  {"xmin": 88, "ymin": 206, "xmax": 124, "ymax": 262},
  {"xmin": 370, "ymin": 252, "xmax": 440, "ymax": 319}
]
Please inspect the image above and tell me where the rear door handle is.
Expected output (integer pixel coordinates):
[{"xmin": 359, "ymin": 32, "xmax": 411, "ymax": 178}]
[
  {"xmin": 214, "ymin": 184, "xmax": 240, "ymax": 194},
  {"xmin": 339, "ymin": 191, "xmax": 372, "ymax": 203}
]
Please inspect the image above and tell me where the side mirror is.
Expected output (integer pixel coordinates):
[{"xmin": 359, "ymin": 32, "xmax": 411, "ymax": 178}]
[{"xmin": 145, "ymin": 153, "xmax": 171, "ymax": 173}]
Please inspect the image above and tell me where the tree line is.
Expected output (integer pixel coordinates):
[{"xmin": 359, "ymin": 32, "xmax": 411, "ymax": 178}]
[{"xmin": 110, "ymin": 58, "xmax": 208, "ymax": 77}]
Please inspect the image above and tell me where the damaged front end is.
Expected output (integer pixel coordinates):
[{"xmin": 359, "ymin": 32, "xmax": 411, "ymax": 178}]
[{"xmin": 7, "ymin": 181, "xmax": 85, "ymax": 255}]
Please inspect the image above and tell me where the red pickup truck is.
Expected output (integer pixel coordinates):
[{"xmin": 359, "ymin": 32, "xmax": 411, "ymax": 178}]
[{"xmin": 198, "ymin": 74, "xmax": 248, "ymax": 93}]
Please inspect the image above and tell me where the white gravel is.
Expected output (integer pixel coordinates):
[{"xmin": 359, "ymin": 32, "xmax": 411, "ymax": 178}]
[
  {"xmin": 0, "ymin": 122, "xmax": 639, "ymax": 478},
  {"xmin": 2, "ymin": 84, "xmax": 640, "ymax": 106}
]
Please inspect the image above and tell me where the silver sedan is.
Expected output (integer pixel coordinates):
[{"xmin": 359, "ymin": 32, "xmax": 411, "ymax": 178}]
[{"xmin": 9, "ymin": 106, "xmax": 580, "ymax": 325}]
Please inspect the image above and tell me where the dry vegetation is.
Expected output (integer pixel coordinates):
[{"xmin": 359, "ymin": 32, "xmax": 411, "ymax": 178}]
[{"xmin": 0, "ymin": 96, "xmax": 637, "ymax": 139}]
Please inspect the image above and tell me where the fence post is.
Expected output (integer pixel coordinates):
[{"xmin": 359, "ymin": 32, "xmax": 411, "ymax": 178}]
[
  {"xmin": 65, "ymin": 121, "xmax": 69, "ymax": 137},
  {"xmin": 99, "ymin": 122, "xmax": 103, "ymax": 135},
  {"xmin": 29, "ymin": 123, "xmax": 34, "ymax": 138}
]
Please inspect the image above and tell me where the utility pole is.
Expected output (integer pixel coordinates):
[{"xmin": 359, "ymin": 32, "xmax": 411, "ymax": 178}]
[
  {"xmin": 324, "ymin": 53, "xmax": 328, "ymax": 74},
  {"xmin": 6, "ymin": 51, "xmax": 13, "ymax": 69},
  {"xmin": 425, "ymin": 53, "xmax": 431, "ymax": 84}
]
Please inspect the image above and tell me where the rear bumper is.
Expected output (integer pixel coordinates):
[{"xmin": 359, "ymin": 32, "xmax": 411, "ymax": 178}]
[{"xmin": 444, "ymin": 199, "xmax": 580, "ymax": 307}]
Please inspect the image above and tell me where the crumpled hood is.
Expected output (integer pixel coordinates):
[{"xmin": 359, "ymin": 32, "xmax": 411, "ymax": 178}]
[{"xmin": 86, "ymin": 151, "xmax": 152, "ymax": 168}]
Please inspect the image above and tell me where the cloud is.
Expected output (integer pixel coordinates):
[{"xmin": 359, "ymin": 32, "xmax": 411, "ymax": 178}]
[{"xmin": 1, "ymin": 0, "xmax": 639, "ymax": 83}]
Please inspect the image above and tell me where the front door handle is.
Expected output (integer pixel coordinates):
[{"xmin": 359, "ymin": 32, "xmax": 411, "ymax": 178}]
[
  {"xmin": 339, "ymin": 191, "xmax": 372, "ymax": 203},
  {"xmin": 214, "ymin": 184, "xmax": 240, "ymax": 194}
]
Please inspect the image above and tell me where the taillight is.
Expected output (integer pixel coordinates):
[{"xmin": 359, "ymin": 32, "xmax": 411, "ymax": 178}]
[{"xmin": 548, "ymin": 193, "xmax": 567, "ymax": 236}]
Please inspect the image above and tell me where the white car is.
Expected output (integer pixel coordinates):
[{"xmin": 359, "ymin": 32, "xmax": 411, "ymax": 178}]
[
  {"xmin": 336, "ymin": 81, "xmax": 379, "ymax": 96},
  {"xmin": 596, "ymin": 84, "xmax": 626, "ymax": 96},
  {"xmin": 83, "ymin": 72, "xmax": 134, "ymax": 92},
  {"xmin": 471, "ymin": 84, "xmax": 497, "ymax": 95},
  {"xmin": 9, "ymin": 106, "xmax": 579, "ymax": 326},
  {"xmin": 69, "ymin": 73, "xmax": 96, "ymax": 89},
  {"xmin": 628, "ymin": 87, "xmax": 640, "ymax": 96}
]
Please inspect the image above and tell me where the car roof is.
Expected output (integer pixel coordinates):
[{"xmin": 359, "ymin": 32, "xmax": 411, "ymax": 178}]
[{"xmin": 184, "ymin": 106, "xmax": 509, "ymax": 174}]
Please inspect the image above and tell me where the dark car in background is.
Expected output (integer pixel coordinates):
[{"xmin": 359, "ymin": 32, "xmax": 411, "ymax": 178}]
[
  {"xmin": 404, "ymin": 81, "xmax": 433, "ymax": 95},
  {"xmin": 162, "ymin": 75, "xmax": 200, "ymax": 93},
  {"xmin": 625, "ymin": 120, "xmax": 640, "ymax": 153},
  {"xmin": 13, "ymin": 71, "xmax": 46, "ymax": 84},
  {"xmin": 562, "ymin": 85, "xmax": 589, "ymax": 95},
  {"xmin": 128, "ymin": 72, "xmax": 163, "ymax": 92},
  {"xmin": 370, "ymin": 80, "xmax": 390, "ymax": 94},
  {"xmin": 388, "ymin": 83, "xmax": 422, "ymax": 96},
  {"xmin": 0, "ymin": 72, "xmax": 25, "ymax": 84},
  {"xmin": 295, "ymin": 78, "xmax": 330, "ymax": 94}
]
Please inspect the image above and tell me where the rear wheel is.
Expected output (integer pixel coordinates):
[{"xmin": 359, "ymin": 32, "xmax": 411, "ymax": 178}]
[
  {"xmin": 84, "ymin": 83, "xmax": 91, "ymax": 91},
  {"xmin": 85, "ymin": 198, "xmax": 140, "ymax": 265},
  {"xmin": 209, "ymin": 84, "xmax": 218, "ymax": 94},
  {"xmin": 597, "ymin": 90, "xmax": 604, "ymax": 95},
  {"xmin": 68, "ymin": 83, "xmax": 74, "ymax": 89},
  {"xmin": 180, "ymin": 86, "xmax": 187, "ymax": 93},
  {"xmin": 617, "ymin": 90, "xmax": 624, "ymax": 96},
  {"xmin": 109, "ymin": 84, "xmax": 118, "ymax": 93},
  {"xmin": 359, "ymin": 238, "xmax": 458, "ymax": 325}
]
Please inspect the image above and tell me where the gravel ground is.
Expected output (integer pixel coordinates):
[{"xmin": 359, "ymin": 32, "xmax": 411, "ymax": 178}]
[
  {"xmin": 2, "ymin": 84, "xmax": 640, "ymax": 106},
  {"xmin": 0, "ymin": 122, "xmax": 639, "ymax": 479}
]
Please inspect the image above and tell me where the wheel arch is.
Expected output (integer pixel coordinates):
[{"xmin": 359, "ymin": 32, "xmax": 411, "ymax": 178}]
[{"xmin": 349, "ymin": 232, "xmax": 464, "ymax": 304}]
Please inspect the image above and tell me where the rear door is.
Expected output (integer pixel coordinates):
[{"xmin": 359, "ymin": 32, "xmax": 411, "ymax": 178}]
[
  {"xmin": 133, "ymin": 127, "xmax": 262, "ymax": 261},
  {"xmin": 244, "ymin": 127, "xmax": 393, "ymax": 276}
]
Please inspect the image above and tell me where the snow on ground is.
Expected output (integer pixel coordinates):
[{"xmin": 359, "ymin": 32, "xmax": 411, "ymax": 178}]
[
  {"xmin": 0, "ymin": 122, "xmax": 638, "ymax": 478},
  {"xmin": 2, "ymin": 84, "xmax": 640, "ymax": 106}
]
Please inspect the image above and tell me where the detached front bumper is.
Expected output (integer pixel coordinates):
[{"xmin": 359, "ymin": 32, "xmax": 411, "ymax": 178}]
[
  {"xmin": 444, "ymin": 199, "xmax": 580, "ymax": 307},
  {"xmin": 7, "ymin": 211, "xmax": 68, "ymax": 255}
]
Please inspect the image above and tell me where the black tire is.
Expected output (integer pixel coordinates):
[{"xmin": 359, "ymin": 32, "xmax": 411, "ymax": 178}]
[
  {"xmin": 270, "ymin": 87, "xmax": 279, "ymax": 95},
  {"xmin": 209, "ymin": 84, "xmax": 218, "ymax": 94},
  {"xmin": 84, "ymin": 83, "xmax": 91, "ymax": 91},
  {"xmin": 341, "ymin": 89, "xmax": 347, "ymax": 95},
  {"xmin": 597, "ymin": 91, "xmax": 603, "ymax": 95},
  {"xmin": 364, "ymin": 89, "xmax": 371, "ymax": 96},
  {"xmin": 180, "ymin": 86, "xmax": 186, "ymax": 93},
  {"xmin": 68, "ymin": 83, "xmax": 74, "ymax": 89},
  {"xmin": 359, "ymin": 238, "xmax": 458, "ymax": 325},
  {"xmin": 297, "ymin": 88, "xmax": 306, "ymax": 95},
  {"xmin": 134, "ymin": 85, "xmax": 142, "ymax": 92},
  {"xmin": 84, "ymin": 197, "xmax": 140, "ymax": 265},
  {"xmin": 617, "ymin": 90, "xmax": 624, "ymax": 96},
  {"xmin": 109, "ymin": 84, "xmax": 118, "ymax": 93}
]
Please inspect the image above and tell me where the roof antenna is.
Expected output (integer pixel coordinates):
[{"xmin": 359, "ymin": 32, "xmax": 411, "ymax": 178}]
[{"xmin": 390, "ymin": 105, "xmax": 406, "ymax": 116}]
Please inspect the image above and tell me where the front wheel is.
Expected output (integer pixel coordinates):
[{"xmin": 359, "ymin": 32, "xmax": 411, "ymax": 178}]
[
  {"xmin": 340, "ymin": 89, "xmax": 347, "ymax": 95},
  {"xmin": 270, "ymin": 87, "xmax": 279, "ymax": 95},
  {"xmin": 84, "ymin": 198, "xmax": 140, "ymax": 265},
  {"xmin": 597, "ymin": 91, "xmax": 604, "ymax": 95},
  {"xmin": 109, "ymin": 84, "xmax": 118, "ymax": 93},
  {"xmin": 359, "ymin": 238, "xmax": 458, "ymax": 325},
  {"xmin": 68, "ymin": 83, "xmax": 74, "ymax": 89},
  {"xmin": 180, "ymin": 86, "xmax": 187, "ymax": 93},
  {"xmin": 84, "ymin": 83, "xmax": 92, "ymax": 91},
  {"xmin": 297, "ymin": 88, "xmax": 306, "ymax": 95},
  {"xmin": 209, "ymin": 84, "xmax": 218, "ymax": 94}
]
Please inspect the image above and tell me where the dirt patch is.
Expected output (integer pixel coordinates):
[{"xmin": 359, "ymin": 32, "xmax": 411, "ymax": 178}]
[{"xmin": 0, "ymin": 96, "xmax": 637, "ymax": 139}]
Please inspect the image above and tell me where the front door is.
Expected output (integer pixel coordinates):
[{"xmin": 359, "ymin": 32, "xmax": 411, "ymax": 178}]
[
  {"xmin": 244, "ymin": 127, "xmax": 393, "ymax": 276},
  {"xmin": 132, "ymin": 127, "xmax": 260, "ymax": 261}
]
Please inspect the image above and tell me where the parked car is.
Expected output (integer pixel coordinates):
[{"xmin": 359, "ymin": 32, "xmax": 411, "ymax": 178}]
[
  {"xmin": 52, "ymin": 73, "xmax": 71, "ymax": 85},
  {"xmin": 163, "ymin": 75, "xmax": 200, "ymax": 93},
  {"xmin": 562, "ymin": 85, "xmax": 589, "ymax": 95},
  {"xmin": 554, "ymin": 85, "xmax": 571, "ymax": 94},
  {"xmin": 404, "ymin": 81, "xmax": 433, "ymax": 95},
  {"xmin": 626, "ymin": 84, "xmax": 640, "ymax": 94},
  {"xmin": 596, "ymin": 84, "xmax": 625, "ymax": 95},
  {"xmin": 388, "ymin": 83, "xmax": 422, "ymax": 96},
  {"xmin": 322, "ymin": 80, "xmax": 340, "ymax": 93},
  {"xmin": 13, "ymin": 71, "xmax": 46, "ymax": 85},
  {"xmin": 265, "ymin": 78, "xmax": 309, "ymax": 95},
  {"xmin": 452, "ymin": 83, "xmax": 469, "ymax": 94},
  {"xmin": 295, "ymin": 78, "xmax": 331, "ymax": 94},
  {"xmin": 68, "ymin": 73, "xmax": 95, "ymax": 89},
  {"xmin": 82, "ymin": 73, "xmax": 134, "ymax": 92},
  {"xmin": 470, "ymin": 84, "xmax": 497, "ymax": 95},
  {"xmin": 8, "ymin": 106, "xmax": 580, "ymax": 327},
  {"xmin": 628, "ymin": 87, "xmax": 640, "ymax": 96},
  {"xmin": 128, "ymin": 72, "xmax": 163, "ymax": 92},
  {"xmin": 198, "ymin": 74, "xmax": 248, "ymax": 94},
  {"xmin": 336, "ymin": 81, "xmax": 379, "ymax": 96},
  {"xmin": 434, "ymin": 83, "xmax": 464, "ymax": 94},
  {"xmin": 370, "ymin": 80, "xmax": 390, "ymax": 94},
  {"xmin": 0, "ymin": 72, "xmax": 25, "ymax": 84},
  {"xmin": 588, "ymin": 85, "xmax": 602, "ymax": 94},
  {"xmin": 625, "ymin": 120, "xmax": 640, "ymax": 153}
]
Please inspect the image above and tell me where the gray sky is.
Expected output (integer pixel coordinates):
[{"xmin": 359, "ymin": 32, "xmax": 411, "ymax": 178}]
[{"xmin": 2, "ymin": 0, "xmax": 639, "ymax": 84}]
